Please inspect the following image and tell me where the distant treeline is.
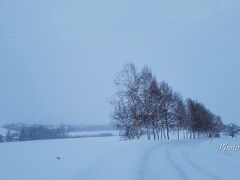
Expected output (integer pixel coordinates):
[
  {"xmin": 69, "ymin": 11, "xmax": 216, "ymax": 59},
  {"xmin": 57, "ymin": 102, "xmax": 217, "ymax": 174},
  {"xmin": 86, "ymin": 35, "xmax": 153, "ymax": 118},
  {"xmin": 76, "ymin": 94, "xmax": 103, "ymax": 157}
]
[
  {"xmin": 3, "ymin": 123, "xmax": 113, "ymax": 133},
  {"xmin": 0, "ymin": 125, "xmax": 66, "ymax": 142},
  {"xmin": 0, "ymin": 124, "xmax": 115, "ymax": 143},
  {"xmin": 110, "ymin": 63, "xmax": 240, "ymax": 140},
  {"xmin": 18, "ymin": 125, "xmax": 66, "ymax": 141}
]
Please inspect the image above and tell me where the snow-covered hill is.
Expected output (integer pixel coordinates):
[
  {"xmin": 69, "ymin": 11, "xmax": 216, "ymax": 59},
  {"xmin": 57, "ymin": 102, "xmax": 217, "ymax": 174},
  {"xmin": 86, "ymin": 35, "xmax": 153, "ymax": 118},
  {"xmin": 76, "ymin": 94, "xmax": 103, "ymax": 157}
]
[
  {"xmin": 68, "ymin": 130, "xmax": 119, "ymax": 137},
  {"xmin": 0, "ymin": 137, "xmax": 239, "ymax": 180},
  {"xmin": 0, "ymin": 127, "xmax": 7, "ymax": 136}
]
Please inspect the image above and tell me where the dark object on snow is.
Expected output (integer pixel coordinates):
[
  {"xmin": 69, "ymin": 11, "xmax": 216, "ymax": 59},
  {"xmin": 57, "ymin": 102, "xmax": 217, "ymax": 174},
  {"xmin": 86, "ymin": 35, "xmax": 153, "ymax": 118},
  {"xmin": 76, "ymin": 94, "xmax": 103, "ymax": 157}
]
[{"xmin": 56, "ymin": 157, "xmax": 61, "ymax": 160}]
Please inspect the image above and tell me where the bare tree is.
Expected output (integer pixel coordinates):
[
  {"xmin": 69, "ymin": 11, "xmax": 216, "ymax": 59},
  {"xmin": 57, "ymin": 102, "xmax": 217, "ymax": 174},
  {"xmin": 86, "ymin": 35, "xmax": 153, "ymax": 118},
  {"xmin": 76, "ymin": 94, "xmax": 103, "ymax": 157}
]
[
  {"xmin": 111, "ymin": 63, "xmax": 142, "ymax": 139},
  {"xmin": 5, "ymin": 129, "xmax": 13, "ymax": 142},
  {"xmin": 111, "ymin": 63, "xmax": 225, "ymax": 141},
  {"xmin": 138, "ymin": 66, "xmax": 154, "ymax": 140},
  {"xmin": 174, "ymin": 97, "xmax": 187, "ymax": 140},
  {"xmin": 158, "ymin": 82, "xmax": 178, "ymax": 140}
]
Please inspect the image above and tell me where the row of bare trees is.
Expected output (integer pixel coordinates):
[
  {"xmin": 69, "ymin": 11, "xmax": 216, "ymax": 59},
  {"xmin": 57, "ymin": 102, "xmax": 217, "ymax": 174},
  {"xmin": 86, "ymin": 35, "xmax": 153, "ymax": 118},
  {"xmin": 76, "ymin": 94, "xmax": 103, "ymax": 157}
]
[{"xmin": 110, "ymin": 63, "xmax": 223, "ymax": 140}]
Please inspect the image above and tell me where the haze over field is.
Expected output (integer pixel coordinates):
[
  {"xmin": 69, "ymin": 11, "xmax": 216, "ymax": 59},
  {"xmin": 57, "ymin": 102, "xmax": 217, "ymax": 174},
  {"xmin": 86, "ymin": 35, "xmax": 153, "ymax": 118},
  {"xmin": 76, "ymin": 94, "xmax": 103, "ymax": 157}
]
[{"xmin": 1, "ymin": 0, "xmax": 240, "ymax": 125}]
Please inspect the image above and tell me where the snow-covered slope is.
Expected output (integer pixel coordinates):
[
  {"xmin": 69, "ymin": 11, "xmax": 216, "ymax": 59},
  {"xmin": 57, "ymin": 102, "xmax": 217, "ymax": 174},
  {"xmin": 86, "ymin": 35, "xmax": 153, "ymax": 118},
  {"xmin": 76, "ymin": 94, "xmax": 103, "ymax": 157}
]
[
  {"xmin": 0, "ymin": 137, "xmax": 240, "ymax": 180},
  {"xmin": 68, "ymin": 130, "xmax": 119, "ymax": 137},
  {"xmin": 0, "ymin": 127, "xmax": 7, "ymax": 136}
]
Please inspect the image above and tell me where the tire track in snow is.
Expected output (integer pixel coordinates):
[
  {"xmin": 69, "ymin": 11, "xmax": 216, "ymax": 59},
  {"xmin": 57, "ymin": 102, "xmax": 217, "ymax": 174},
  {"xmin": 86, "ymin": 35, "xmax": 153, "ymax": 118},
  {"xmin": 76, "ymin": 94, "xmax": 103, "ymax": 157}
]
[
  {"xmin": 139, "ymin": 142, "xmax": 189, "ymax": 180},
  {"xmin": 138, "ymin": 143, "xmax": 161, "ymax": 180},
  {"xmin": 169, "ymin": 140, "xmax": 223, "ymax": 180},
  {"xmin": 181, "ymin": 150, "xmax": 223, "ymax": 180},
  {"xmin": 139, "ymin": 140, "xmax": 221, "ymax": 180},
  {"xmin": 166, "ymin": 144, "xmax": 189, "ymax": 180}
]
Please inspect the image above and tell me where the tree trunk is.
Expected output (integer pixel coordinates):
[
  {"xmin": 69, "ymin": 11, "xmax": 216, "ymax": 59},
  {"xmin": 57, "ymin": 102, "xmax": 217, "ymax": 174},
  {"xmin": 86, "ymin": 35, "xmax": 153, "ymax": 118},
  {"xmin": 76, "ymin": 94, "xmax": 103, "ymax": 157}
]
[
  {"xmin": 136, "ymin": 128, "xmax": 140, "ymax": 140},
  {"xmin": 152, "ymin": 127, "xmax": 156, "ymax": 140},
  {"xmin": 166, "ymin": 122, "xmax": 170, "ymax": 140},
  {"xmin": 147, "ymin": 127, "xmax": 151, "ymax": 140},
  {"xmin": 178, "ymin": 128, "xmax": 180, "ymax": 140},
  {"xmin": 157, "ymin": 129, "xmax": 160, "ymax": 140},
  {"xmin": 163, "ymin": 128, "xmax": 166, "ymax": 139},
  {"xmin": 160, "ymin": 128, "xmax": 163, "ymax": 140}
]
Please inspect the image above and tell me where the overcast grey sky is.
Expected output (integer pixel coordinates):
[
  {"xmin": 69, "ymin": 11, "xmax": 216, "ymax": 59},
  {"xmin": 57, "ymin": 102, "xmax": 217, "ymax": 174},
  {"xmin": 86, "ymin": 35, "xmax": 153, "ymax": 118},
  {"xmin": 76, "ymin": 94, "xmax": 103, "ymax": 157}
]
[{"xmin": 0, "ymin": 0, "xmax": 240, "ymax": 125}]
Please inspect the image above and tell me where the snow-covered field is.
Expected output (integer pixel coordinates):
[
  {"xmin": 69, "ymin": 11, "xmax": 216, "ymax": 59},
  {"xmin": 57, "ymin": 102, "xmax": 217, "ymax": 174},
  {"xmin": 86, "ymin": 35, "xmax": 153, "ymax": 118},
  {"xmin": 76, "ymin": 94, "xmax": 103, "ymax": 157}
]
[
  {"xmin": 0, "ymin": 127, "xmax": 7, "ymax": 136},
  {"xmin": 0, "ymin": 136, "xmax": 240, "ymax": 180},
  {"xmin": 68, "ymin": 130, "xmax": 119, "ymax": 137}
]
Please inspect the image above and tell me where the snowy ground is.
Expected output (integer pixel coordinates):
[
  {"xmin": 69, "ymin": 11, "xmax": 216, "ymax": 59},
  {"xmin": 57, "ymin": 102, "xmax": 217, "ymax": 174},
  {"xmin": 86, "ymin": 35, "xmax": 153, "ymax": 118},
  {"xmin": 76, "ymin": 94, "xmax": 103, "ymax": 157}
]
[
  {"xmin": 0, "ymin": 127, "xmax": 7, "ymax": 136},
  {"xmin": 0, "ymin": 136, "xmax": 240, "ymax": 180}
]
